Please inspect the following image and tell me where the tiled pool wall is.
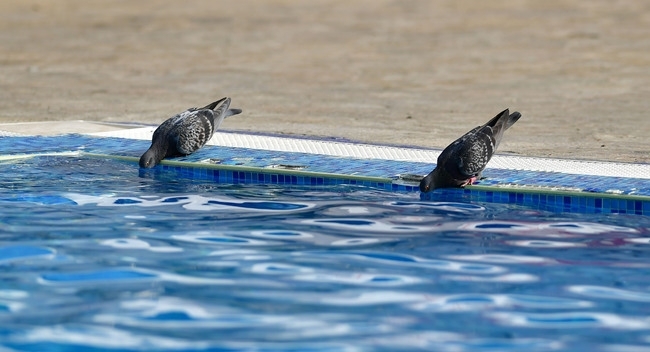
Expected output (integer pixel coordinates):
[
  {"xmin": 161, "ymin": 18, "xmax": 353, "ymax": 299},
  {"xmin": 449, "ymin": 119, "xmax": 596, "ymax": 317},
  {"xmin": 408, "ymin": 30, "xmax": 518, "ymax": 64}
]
[
  {"xmin": 2, "ymin": 134, "xmax": 650, "ymax": 215},
  {"xmin": 426, "ymin": 187, "xmax": 650, "ymax": 215},
  {"xmin": 149, "ymin": 163, "xmax": 417, "ymax": 192},
  {"xmin": 148, "ymin": 162, "xmax": 650, "ymax": 216}
]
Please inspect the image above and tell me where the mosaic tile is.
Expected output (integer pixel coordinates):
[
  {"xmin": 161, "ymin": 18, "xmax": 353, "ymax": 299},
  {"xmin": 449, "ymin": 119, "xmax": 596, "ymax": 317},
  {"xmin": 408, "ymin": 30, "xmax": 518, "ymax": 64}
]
[{"xmin": 1, "ymin": 134, "xmax": 650, "ymax": 215}]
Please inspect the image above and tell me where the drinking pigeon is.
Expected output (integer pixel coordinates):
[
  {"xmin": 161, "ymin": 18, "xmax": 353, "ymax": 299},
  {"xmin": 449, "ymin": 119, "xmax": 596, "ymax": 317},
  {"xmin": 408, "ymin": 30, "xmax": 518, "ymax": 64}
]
[
  {"xmin": 419, "ymin": 108, "xmax": 521, "ymax": 192},
  {"xmin": 139, "ymin": 97, "xmax": 242, "ymax": 168}
]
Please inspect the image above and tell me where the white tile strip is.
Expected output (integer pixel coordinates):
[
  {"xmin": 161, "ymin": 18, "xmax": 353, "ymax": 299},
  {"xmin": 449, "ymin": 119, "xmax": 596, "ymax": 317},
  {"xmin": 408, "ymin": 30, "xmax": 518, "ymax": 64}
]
[
  {"xmin": 0, "ymin": 130, "xmax": 24, "ymax": 137},
  {"xmin": 89, "ymin": 127, "xmax": 650, "ymax": 180}
]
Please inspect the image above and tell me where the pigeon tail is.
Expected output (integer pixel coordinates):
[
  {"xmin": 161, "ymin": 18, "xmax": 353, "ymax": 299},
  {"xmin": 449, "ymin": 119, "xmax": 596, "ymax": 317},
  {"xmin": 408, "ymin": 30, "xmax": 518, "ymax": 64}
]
[
  {"xmin": 504, "ymin": 111, "xmax": 521, "ymax": 130},
  {"xmin": 226, "ymin": 108, "xmax": 243, "ymax": 118},
  {"xmin": 201, "ymin": 97, "xmax": 228, "ymax": 111},
  {"xmin": 205, "ymin": 97, "xmax": 242, "ymax": 132},
  {"xmin": 488, "ymin": 109, "xmax": 521, "ymax": 151}
]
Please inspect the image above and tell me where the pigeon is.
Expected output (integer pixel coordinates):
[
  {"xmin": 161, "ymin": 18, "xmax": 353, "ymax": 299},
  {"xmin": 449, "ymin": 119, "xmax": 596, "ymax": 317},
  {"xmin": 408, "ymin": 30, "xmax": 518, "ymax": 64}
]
[
  {"xmin": 419, "ymin": 108, "xmax": 521, "ymax": 192},
  {"xmin": 139, "ymin": 97, "xmax": 242, "ymax": 168}
]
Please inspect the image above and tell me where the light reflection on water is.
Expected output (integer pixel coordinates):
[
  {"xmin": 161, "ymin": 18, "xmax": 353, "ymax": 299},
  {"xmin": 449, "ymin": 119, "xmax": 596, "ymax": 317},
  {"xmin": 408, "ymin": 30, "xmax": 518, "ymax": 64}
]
[{"xmin": 1, "ymin": 157, "xmax": 650, "ymax": 351}]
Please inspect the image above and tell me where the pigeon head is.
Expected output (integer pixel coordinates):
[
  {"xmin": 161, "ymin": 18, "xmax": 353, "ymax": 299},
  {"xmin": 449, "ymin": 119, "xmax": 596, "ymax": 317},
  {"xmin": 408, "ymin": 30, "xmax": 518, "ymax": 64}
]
[
  {"xmin": 419, "ymin": 167, "xmax": 463, "ymax": 192},
  {"xmin": 139, "ymin": 148, "xmax": 162, "ymax": 168},
  {"xmin": 419, "ymin": 168, "xmax": 438, "ymax": 192}
]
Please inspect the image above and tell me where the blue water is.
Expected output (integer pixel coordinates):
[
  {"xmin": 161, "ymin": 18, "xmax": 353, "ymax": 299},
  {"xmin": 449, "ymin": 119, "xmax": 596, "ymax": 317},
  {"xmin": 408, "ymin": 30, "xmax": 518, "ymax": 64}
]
[{"xmin": 1, "ymin": 156, "xmax": 650, "ymax": 351}]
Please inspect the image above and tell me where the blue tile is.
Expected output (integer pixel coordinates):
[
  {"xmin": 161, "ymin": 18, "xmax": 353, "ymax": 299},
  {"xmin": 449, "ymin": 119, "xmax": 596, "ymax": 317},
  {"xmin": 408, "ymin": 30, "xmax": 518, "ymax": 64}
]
[
  {"xmin": 595, "ymin": 198, "xmax": 602, "ymax": 209},
  {"xmin": 508, "ymin": 193, "xmax": 516, "ymax": 203}
]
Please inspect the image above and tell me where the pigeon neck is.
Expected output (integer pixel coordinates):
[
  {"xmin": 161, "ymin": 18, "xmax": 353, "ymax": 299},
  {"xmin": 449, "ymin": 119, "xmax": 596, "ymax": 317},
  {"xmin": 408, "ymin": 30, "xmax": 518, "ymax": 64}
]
[
  {"xmin": 151, "ymin": 138, "xmax": 170, "ymax": 158},
  {"xmin": 433, "ymin": 166, "xmax": 464, "ymax": 189}
]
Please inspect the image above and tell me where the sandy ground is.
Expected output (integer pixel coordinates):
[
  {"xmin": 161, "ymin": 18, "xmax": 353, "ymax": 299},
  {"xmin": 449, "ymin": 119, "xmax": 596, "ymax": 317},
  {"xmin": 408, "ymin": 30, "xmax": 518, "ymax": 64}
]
[{"xmin": 1, "ymin": 0, "xmax": 648, "ymax": 162}]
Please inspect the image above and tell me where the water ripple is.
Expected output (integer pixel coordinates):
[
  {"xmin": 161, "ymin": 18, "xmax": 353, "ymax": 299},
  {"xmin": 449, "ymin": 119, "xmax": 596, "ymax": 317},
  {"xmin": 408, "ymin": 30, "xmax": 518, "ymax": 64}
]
[
  {"xmin": 506, "ymin": 240, "xmax": 586, "ymax": 248},
  {"xmin": 292, "ymin": 272, "xmax": 424, "ymax": 286},
  {"xmin": 241, "ymin": 289, "xmax": 429, "ymax": 306},
  {"xmin": 295, "ymin": 251, "xmax": 507, "ymax": 274},
  {"xmin": 0, "ymin": 246, "xmax": 55, "ymax": 264},
  {"xmin": 568, "ymin": 285, "xmax": 650, "ymax": 302},
  {"xmin": 445, "ymin": 254, "xmax": 555, "ymax": 265},
  {"xmin": 0, "ymin": 195, "xmax": 76, "ymax": 205},
  {"xmin": 62, "ymin": 193, "xmax": 315, "ymax": 213},
  {"xmin": 488, "ymin": 311, "xmax": 650, "ymax": 329},
  {"xmin": 372, "ymin": 333, "xmax": 564, "ymax": 351},
  {"xmin": 297, "ymin": 218, "xmax": 431, "ymax": 233},
  {"xmin": 89, "ymin": 298, "xmax": 406, "ymax": 343},
  {"xmin": 10, "ymin": 325, "xmax": 212, "ymax": 350},
  {"xmin": 626, "ymin": 237, "xmax": 650, "ymax": 245},
  {"xmin": 457, "ymin": 221, "xmax": 638, "ymax": 236},
  {"xmin": 602, "ymin": 344, "xmax": 650, "ymax": 352},
  {"xmin": 248, "ymin": 230, "xmax": 314, "ymax": 239},
  {"xmin": 329, "ymin": 238, "xmax": 397, "ymax": 246},
  {"xmin": 38, "ymin": 268, "xmax": 234, "ymax": 286},
  {"xmin": 172, "ymin": 232, "xmax": 271, "ymax": 246},
  {"xmin": 0, "ymin": 299, "xmax": 25, "ymax": 313},
  {"xmin": 442, "ymin": 273, "xmax": 539, "ymax": 283},
  {"xmin": 321, "ymin": 205, "xmax": 394, "ymax": 216},
  {"xmin": 387, "ymin": 201, "xmax": 486, "ymax": 213},
  {"xmin": 100, "ymin": 238, "xmax": 183, "ymax": 253},
  {"xmin": 251, "ymin": 263, "xmax": 316, "ymax": 274},
  {"xmin": 0, "ymin": 290, "xmax": 28, "ymax": 300},
  {"xmin": 249, "ymin": 262, "xmax": 424, "ymax": 286},
  {"xmin": 410, "ymin": 293, "xmax": 592, "ymax": 312}
]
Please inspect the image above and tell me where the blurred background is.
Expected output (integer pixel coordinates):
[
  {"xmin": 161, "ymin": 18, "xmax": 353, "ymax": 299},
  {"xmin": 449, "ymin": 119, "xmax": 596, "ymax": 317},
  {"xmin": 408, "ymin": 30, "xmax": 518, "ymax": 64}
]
[{"xmin": 1, "ymin": 0, "xmax": 648, "ymax": 162}]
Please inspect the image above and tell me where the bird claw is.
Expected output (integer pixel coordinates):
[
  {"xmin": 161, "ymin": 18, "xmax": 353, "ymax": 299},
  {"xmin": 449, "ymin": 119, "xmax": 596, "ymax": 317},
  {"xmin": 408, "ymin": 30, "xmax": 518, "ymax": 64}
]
[{"xmin": 460, "ymin": 177, "xmax": 478, "ymax": 187}]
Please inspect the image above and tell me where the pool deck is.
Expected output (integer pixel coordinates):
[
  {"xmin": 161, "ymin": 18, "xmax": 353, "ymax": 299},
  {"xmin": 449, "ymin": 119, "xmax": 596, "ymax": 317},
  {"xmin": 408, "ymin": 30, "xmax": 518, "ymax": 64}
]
[{"xmin": 1, "ymin": 1, "xmax": 649, "ymax": 164}]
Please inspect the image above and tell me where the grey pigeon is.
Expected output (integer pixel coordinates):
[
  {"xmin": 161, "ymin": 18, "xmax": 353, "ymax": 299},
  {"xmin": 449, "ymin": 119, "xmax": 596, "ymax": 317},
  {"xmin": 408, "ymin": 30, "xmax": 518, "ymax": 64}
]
[
  {"xmin": 419, "ymin": 108, "xmax": 521, "ymax": 192},
  {"xmin": 139, "ymin": 97, "xmax": 242, "ymax": 168}
]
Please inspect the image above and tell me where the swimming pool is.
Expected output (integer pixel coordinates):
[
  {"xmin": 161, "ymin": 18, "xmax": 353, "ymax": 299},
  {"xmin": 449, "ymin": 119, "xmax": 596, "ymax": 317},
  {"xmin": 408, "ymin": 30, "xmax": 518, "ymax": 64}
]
[{"xmin": 2, "ymin": 135, "xmax": 650, "ymax": 351}]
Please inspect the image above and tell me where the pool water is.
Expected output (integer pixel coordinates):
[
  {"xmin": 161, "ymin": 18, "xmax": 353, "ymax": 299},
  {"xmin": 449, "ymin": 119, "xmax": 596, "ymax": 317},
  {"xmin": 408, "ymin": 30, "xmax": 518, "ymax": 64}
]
[{"xmin": 2, "ymin": 156, "xmax": 650, "ymax": 351}]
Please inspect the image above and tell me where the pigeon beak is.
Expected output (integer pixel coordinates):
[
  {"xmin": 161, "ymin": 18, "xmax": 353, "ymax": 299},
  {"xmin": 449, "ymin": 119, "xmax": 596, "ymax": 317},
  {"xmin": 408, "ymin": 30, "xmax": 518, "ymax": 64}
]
[
  {"xmin": 139, "ymin": 150, "xmax": 157, "ymax": 169},
  {"xmin": 419, "ymin": 168, "xmax": 438, "ymax": 193},
  {"xmin": 419, "ymin": 176, "xmax": 431, "ymax": 193}
]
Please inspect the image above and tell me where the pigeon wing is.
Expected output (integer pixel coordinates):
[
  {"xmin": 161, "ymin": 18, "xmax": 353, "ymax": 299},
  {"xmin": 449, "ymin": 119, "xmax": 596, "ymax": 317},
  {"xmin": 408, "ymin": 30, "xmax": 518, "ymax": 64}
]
[
  {"xmin": 444, "ymin": 125, "xmax": 495, "ymax": 179},
  {"xmin": 173, "ymin": 109, "xmax": 214, "ymax": 155},
  {"xmin": 456, "ymin": 126, "xmax": 496, "ymax": 178}
]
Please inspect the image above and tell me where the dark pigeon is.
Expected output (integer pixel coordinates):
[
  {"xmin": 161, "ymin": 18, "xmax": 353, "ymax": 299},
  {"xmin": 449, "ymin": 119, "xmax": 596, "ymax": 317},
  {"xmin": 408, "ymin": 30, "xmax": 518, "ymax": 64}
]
[
  {"xmin": 419, "ymin": 108, "xmax": 521, "ymax": 192},
  {"xmin": 139, "ymin": 97, "xmax": 242, "ymax": 168}
]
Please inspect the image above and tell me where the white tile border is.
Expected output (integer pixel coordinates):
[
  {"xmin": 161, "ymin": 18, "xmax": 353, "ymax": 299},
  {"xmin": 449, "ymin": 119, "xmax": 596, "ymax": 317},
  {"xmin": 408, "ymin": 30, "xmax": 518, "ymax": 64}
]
[
  {"xmin": 87, "ymin": 127, "xmax": 650, "ymax": 180},
  {"xmin": 0, "ymin": 130, "xmax": 24, "ymax": 137}
]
